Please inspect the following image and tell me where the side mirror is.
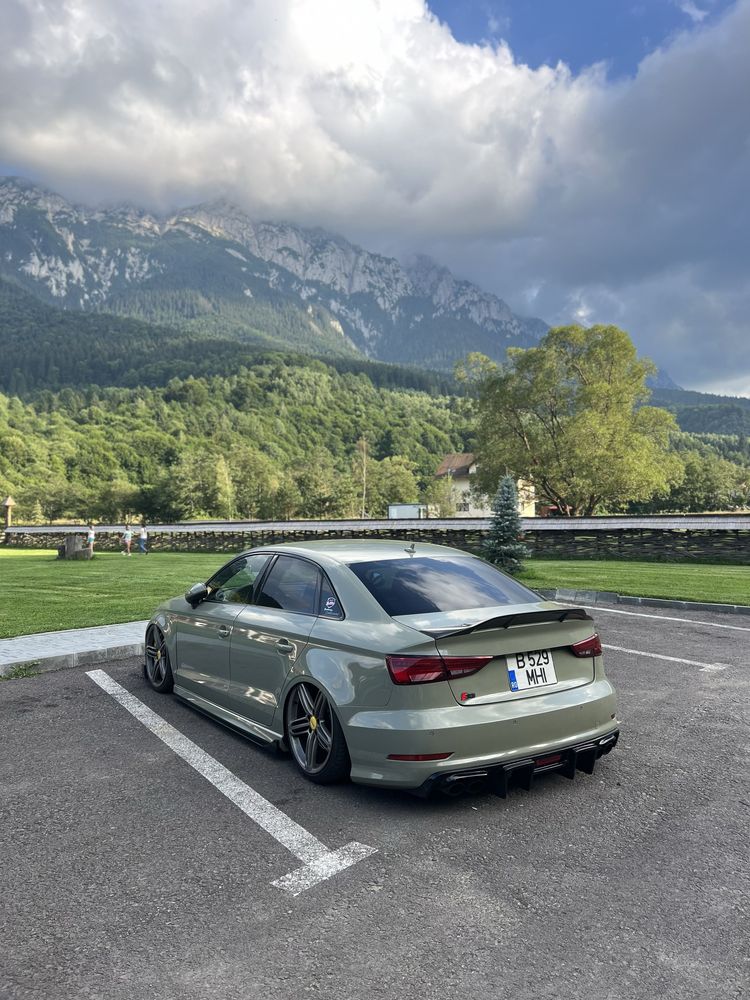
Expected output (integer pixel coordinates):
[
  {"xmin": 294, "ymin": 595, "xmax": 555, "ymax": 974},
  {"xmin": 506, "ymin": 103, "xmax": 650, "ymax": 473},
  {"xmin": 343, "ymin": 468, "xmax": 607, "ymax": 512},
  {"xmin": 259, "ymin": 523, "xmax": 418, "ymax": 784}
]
[{"xmin": 185, "ymin": 582, "xmax": 208, "ymax": 607}]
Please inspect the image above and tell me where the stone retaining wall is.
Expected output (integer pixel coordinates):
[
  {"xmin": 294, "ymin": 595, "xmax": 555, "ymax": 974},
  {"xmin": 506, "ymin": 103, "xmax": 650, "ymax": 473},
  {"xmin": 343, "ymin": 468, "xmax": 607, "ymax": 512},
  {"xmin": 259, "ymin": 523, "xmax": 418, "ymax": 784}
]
[
  {"xmin": 5, "ymin": 522, "xmax": 750, "ymax": 563},
  {"xmin": 521, "ymin": 527, "xmax": 750, "ymax": 563}
]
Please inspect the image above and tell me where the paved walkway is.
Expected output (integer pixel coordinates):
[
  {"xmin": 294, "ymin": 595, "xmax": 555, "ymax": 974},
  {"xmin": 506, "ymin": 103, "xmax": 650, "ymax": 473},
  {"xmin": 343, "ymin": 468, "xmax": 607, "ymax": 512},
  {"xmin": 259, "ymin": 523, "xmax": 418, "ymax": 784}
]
[{"xmin": 0, "ymin": 621, "xmax": 148, "ymax": 675}]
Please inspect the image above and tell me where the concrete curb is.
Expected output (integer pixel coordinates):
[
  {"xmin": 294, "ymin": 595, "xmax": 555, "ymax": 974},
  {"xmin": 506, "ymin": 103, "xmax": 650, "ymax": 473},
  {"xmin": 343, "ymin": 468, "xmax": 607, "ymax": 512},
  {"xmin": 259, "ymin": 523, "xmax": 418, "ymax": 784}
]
[
  {"xmin": 0, "ymin": 620, "xmax": 148, "ymax": 677},
  {"xmin": 0, "ymin": 642, "xmax": 145, "ymax": 677},
  {"xmin": 538, "ymin": 588, "xmax": 750, "ymax": 617}
]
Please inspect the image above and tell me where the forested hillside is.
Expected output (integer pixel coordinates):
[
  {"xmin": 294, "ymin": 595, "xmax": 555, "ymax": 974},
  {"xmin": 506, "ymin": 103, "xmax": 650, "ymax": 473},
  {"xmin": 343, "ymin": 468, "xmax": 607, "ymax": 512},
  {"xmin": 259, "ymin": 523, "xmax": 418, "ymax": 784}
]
[
  {"xmin": 2, "ymin": 274, "xmax": 749, "ymax": 522},
  {"xmin": 650, "ymin": 388, "xmax": 750, "ymax": 435},
  {"xmin": 3, "ymin": 353, "xmax": 747, "ymax": 522},
  {"xmin": 0, "ymin": 361, "xmax": 472, "ymax": 522},
  {"xmin": 0, "ymin": 278, "xmax": 455, "ymax": 395}
]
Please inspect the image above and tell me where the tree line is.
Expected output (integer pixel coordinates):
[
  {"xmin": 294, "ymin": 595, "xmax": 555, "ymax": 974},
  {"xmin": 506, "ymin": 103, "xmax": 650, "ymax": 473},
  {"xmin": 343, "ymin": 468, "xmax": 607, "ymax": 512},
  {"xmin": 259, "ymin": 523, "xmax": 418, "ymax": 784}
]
[
  {"xmin": 2, "ymin": 290, "xmax": 749, "ymax": 523},
  {"xmin": 0, "ymin": 277, "xmax": 457, "ymax": 396},
  {"xmin": 0, "ymin": 360, "xmax": 471, "ymax": 523}
]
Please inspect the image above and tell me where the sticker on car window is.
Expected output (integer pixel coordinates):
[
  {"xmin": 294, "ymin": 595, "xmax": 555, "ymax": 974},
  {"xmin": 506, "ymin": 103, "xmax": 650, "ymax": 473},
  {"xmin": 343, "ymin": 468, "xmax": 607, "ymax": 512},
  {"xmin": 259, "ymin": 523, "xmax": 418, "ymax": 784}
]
[{"xmin": 324, "ymin": 596, "xmax": 338, "ymax": 614}]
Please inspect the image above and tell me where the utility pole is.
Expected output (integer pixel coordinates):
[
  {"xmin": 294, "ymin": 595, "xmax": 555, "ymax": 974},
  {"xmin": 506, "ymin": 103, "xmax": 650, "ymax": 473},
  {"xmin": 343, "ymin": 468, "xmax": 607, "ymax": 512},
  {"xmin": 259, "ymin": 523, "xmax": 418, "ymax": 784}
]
[{"xmin": 358, "ymin": 437, "xmax": 367, "ymax": 518}]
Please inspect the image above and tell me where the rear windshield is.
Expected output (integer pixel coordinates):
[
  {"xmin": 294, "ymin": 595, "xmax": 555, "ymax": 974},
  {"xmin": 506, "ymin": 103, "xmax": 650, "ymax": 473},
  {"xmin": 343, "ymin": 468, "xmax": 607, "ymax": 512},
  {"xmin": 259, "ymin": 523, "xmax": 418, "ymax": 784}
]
[{"xmin": 347, "ymin": 556, "xmax": 538, "ymax": 616}]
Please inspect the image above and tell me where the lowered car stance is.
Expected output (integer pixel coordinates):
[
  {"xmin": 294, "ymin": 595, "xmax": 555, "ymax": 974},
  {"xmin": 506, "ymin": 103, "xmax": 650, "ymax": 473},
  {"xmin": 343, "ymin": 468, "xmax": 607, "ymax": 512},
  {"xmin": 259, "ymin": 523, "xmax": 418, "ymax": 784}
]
[{"xmin": 144, "ymin": 540, "xmax": 619, "ymax": 796}]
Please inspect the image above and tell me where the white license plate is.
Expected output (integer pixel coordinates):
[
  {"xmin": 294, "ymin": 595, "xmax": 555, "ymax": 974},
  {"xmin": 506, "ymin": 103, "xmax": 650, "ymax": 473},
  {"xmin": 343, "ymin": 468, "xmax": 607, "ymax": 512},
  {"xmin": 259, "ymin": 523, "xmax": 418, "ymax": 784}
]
[{"xmin": 506, "ymin": 649, "xmax": 557, "ymax": 691}]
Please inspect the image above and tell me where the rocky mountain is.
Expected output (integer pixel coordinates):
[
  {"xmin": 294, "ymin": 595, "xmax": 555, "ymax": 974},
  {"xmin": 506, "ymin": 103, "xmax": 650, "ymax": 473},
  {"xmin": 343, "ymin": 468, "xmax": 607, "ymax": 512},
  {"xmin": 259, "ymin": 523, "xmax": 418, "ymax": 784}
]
[
  {"xmin": 647, "ymin": 369, "xmax": 682, "ymax": 391},
  {"xmin": 0, "ymin": 177, "xmax": 547, "ymax": 370}
]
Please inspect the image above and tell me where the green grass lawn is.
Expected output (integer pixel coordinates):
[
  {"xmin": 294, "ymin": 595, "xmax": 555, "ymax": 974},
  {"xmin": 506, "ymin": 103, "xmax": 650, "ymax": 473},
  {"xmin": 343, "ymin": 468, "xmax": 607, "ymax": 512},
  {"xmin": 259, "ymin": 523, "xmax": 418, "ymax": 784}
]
[
  {"xmin": 517, "ymin": 559, "xmax": 750, "ymax": 606},
  {"xmin": 1, "ymin": 548, "xmax": 748, "ymax": 639},
  {"xmin": 0, "ymin": 549, "xmax": 222, "ymax": 639}
]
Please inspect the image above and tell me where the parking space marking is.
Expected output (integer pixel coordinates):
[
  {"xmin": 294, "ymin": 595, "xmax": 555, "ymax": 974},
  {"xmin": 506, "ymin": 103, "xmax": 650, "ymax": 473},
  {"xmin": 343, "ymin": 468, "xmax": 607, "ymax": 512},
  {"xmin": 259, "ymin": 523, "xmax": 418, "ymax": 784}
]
[
  {"xmin": 271, "ymin": 842, "xmax": 378, "ymax": 895},
  {"xmin": 86, "ymin": 669, "xmax": 377, "ymax": 896},
  {"xmin": 603, "ymin": 644, "xmax": 729, "ymax": 670},
  {"xmin": 574, "ymin": 604, "xmax": 750, "ymax": 632}
]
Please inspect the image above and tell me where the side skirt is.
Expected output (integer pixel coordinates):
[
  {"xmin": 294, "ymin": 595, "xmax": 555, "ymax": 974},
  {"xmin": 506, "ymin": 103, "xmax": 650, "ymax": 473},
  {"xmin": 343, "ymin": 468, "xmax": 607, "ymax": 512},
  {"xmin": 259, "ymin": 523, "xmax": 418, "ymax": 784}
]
[{"xmin": 173, "ymin": 684, "xmax": 284, "ymax": 747}]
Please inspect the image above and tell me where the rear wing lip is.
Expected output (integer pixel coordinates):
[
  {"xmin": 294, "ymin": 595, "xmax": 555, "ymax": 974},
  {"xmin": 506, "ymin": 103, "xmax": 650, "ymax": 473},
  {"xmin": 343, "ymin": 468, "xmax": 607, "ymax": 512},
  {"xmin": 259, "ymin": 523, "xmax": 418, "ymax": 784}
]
[{"xmin": 420, "ymin": 607, "xmax": 593, "ymax": 640}]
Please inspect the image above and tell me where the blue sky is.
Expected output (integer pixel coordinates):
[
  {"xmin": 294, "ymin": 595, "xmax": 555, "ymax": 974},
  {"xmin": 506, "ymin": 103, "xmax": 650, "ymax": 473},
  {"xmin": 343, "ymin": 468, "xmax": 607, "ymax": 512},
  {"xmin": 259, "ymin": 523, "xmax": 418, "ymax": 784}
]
[{"xmin": 428, "ymin": 0, "xmax": 734, "ymax": 76}]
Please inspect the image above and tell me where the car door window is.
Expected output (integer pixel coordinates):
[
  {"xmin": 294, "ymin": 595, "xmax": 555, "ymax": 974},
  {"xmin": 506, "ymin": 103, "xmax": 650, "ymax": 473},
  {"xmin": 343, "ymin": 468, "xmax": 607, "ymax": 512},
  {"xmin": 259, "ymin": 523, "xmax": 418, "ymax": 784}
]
[
  {"xmin": 319, "ymin": 575, "xmax": 344, "ymax": 619},
  {"xmin": 206, "ymin": 554, "xmax": 271, "ymax": 605},
  {"xmin": 256, "ymin": 556, "xmax": 321, "ymax": 615}
]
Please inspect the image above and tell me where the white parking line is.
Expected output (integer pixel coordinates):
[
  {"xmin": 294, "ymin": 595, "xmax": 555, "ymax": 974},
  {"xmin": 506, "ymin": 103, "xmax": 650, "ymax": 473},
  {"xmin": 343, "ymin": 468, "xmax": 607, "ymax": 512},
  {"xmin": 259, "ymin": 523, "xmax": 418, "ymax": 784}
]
[
  {"xmin": 576, "ymin": 604, "xmax": 750, "ymax": 632},
  {"xmin": 603, "ymin": 644, "xmax": 728, "ymax": 671},
  {"xmin": 86, "ymin": 669, "xmax": 376, "ymax": 896}
]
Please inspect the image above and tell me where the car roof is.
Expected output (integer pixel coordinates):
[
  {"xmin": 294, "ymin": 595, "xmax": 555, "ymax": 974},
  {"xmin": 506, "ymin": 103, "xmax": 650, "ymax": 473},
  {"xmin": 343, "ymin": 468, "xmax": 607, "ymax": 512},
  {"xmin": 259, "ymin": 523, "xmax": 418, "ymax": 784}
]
[{"xmin": 244, "ymin": 538, "xmax": 476, "ymax": 564}]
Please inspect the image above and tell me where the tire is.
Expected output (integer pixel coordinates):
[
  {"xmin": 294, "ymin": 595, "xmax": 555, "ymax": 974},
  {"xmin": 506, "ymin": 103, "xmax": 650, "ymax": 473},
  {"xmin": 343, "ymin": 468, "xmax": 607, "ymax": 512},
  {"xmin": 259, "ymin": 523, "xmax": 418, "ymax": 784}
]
[
  {"xmin": 143, "ymin": 624, "xmax": 174, "ymax": 693},
  {"xmin": 284, "ymin": 681, "xmax": 350, "ymax": 784}
]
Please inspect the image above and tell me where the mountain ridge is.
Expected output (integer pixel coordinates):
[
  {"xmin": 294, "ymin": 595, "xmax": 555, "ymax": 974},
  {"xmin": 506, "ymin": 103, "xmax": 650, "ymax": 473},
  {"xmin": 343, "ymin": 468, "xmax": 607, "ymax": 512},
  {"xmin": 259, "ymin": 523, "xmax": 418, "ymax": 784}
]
[{"xmin": 0, "ymin": 176, "xmax": 547, "ymax": 371}]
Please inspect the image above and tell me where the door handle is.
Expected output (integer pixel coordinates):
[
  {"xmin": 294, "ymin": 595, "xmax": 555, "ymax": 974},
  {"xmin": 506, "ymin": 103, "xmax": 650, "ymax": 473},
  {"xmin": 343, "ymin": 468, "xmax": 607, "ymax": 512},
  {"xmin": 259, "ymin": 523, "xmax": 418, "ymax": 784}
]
[
  {"xmin": 217, "ymin": 625, "xmax": 232, "ymax": 639},
  {"xmin": 276, "ymin": 639, "xmax": 295, "ymax": 654}
]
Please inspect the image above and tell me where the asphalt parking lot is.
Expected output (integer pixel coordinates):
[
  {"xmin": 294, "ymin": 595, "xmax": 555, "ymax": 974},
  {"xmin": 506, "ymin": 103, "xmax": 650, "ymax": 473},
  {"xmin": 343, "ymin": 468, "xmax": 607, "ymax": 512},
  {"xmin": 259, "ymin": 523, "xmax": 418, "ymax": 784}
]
[{"xmin": 2, "ymin": 602, "xmax": 748, "ymax": 1000}]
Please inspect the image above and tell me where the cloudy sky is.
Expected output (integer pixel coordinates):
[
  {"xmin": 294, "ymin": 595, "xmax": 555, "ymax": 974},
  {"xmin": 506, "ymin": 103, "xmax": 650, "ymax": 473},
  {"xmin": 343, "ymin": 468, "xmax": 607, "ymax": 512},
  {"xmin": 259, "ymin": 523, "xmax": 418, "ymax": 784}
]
[{"xmin": 1, "ymin": 0, "xmax": 748, "ymax": 393}]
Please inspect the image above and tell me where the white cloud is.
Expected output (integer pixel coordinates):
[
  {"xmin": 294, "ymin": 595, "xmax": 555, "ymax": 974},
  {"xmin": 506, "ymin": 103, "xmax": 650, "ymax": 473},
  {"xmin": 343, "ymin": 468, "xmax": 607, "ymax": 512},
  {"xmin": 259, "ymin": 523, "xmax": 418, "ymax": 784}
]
[
  {"xmin": 0, "ymin": 0, "xmax": 748, "ymax": 391},
  {"xmin": 677, "ymin": 1, "xmax": 709, "ymax": 23},
  {"xmin": 484, "ymin": 2, "xmax": 511, "ymax": 39}
]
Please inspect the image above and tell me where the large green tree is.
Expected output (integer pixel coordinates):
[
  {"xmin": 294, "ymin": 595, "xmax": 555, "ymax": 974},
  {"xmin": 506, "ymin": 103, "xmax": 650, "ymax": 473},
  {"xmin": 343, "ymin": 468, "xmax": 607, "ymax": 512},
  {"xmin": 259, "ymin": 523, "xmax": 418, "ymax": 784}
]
[{"xmin": 461, "ymin": 325, "xmax": 684, "ymax": 515}]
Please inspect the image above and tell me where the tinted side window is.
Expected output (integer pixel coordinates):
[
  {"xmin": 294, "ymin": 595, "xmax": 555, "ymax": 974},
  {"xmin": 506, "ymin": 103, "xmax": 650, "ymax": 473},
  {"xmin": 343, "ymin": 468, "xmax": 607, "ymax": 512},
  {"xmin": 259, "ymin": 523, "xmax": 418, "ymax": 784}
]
[
  {"xmin": 348, "ymin": 556, "xmax": 538, "ymax": 616},
  {"xmin": 206, "ymin": 554, "xmax": 271, "ymax": 605},
  {"xmin": 256, "ymin": 556, "xmax": 321, "ymax": 615}
]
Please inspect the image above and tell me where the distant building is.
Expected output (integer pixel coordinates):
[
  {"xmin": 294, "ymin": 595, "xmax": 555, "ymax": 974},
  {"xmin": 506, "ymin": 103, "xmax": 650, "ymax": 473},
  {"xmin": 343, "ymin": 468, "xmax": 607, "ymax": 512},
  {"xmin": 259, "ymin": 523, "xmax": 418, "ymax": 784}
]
[
  {"xmin": 434, "ymin": 454, "xmax": 536, "ymax": 517},
  {"xmin": 516, "ymin": 480, "xmax": 537, "ymax": 517},
  {"xmin": 387, "ymin": 503, "xmax": 429, "ymax": 519}
]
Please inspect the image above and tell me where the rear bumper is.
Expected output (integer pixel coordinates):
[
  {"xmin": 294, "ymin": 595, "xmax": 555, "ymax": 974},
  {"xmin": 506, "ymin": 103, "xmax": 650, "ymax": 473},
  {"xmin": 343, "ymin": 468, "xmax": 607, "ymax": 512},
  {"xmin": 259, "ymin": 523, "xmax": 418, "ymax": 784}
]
[
  {"xmin": 345, "ymin": 677, "xmax": 618, "ymax": 789},
  {"xmin": 414, "ymin": 729, "xmax": 620, "ymax": 798}
]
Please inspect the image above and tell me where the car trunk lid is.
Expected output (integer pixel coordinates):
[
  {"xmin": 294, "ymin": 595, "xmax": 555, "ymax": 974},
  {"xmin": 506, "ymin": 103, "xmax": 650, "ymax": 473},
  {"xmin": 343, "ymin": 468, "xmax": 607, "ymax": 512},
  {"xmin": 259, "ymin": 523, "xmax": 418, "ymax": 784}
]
[{"xmin": 393, "ymin": 602, "xmax": 598, "ymax": 706}]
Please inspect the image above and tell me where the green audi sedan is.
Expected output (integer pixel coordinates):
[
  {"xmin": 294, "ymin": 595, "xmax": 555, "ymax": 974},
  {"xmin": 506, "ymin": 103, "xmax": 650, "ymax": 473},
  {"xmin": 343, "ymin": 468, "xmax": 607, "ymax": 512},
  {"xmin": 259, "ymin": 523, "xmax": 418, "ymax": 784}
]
[{"xmin": 144, "ymin": 540, "xmax": 619, "ymax": 796}]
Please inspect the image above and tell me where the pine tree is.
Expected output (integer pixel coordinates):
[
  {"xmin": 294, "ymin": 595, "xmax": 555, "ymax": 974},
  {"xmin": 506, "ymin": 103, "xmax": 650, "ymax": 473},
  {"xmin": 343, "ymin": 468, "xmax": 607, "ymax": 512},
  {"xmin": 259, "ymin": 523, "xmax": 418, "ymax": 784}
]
[
  {"xmin": 484, "ymin": 475, "xmax": 530, "ymax": 574},
  {"xmin": 30, "ymin": 500, "xmax": 45, "ymax": 525}
]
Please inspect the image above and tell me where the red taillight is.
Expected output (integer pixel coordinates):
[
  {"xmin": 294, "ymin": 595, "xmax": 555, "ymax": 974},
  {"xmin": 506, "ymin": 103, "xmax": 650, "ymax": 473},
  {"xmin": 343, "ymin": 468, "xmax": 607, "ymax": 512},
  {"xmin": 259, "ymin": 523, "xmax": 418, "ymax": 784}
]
[
  {"xmin": 386, "ymin": 656, "xmax": 446, "ymax": 684},
  {"xmin": 571, "ymin": 634, "xmax": 602, "ymax": 657},
  {"xmin": 444, "ymin": 656, "xmax": 493, "ymax": 678},
  {"xmin": 386, "ymin": 655, "xmax": 492, "ymax": 685},
  {"xmin": 387, "ymin": 753, "xmax": 453, "ymax": 761}
]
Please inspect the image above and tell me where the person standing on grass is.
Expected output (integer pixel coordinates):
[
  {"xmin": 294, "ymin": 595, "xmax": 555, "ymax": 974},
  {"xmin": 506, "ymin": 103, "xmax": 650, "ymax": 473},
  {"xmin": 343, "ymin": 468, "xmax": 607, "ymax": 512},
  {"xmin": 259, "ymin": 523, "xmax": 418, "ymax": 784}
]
[
  {"xmin": 122, "ymin": 524, "xmax": 133, "ymax": 556},
  {"xmin": 86, "ymin": 522, "xmax": 96, "ymax": 558},
  {"xmin": 138, "ymin": 523, "xmax": 148, "ymax": 554}
]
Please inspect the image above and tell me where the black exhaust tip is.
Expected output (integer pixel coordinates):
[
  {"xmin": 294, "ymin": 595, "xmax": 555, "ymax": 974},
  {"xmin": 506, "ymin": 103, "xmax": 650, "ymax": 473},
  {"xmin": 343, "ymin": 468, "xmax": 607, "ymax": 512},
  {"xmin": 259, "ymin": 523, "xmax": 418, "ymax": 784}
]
[{"xmin": 440, "ymin": 771, "xmax": 490, "ymax": 796}]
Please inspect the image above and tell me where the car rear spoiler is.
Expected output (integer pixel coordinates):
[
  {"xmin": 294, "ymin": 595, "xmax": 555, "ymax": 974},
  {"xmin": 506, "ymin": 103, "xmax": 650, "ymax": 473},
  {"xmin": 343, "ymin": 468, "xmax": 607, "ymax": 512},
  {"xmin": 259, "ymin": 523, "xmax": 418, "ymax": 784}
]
[{"xmin": 421, "ymin": 607, "xmax": 593, "ymax": 639}]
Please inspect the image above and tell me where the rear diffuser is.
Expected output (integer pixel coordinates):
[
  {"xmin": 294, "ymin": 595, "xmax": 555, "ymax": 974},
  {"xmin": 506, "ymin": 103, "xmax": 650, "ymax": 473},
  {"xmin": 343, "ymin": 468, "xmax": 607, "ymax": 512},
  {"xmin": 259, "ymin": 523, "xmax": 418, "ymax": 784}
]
[{"xmin": 418, "ymin": 730, "xmax": 619, "ymax": 798}]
